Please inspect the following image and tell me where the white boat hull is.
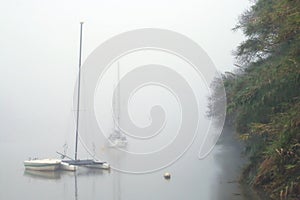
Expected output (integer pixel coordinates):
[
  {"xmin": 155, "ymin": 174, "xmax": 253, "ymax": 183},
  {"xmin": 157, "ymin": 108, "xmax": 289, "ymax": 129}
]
[
  {"xmin": 62, "ymin": 159, "xmax": 110, "ymax": 170},
  {"xmin": 108, "ymin": 140, "xmax": 128, "ymax": 148},
  {"xmin": 60, "ymin": 162, "xmax": 77, "ymax": 171},
  {"xmin": 24, "ymin": 159, "xmax": 61, "ymax": 171},
  {"xmin": 84, "ymin": 163, "xmax": 110, "ymax": 169},
  {"xmin": 24, "ymin": 165, "xmax": 60, "ymax": 171}
]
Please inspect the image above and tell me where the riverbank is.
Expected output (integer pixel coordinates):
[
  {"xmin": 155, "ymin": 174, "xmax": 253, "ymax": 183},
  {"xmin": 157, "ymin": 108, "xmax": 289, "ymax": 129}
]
[
  {"xmin": 212, "ymin": 126, "xmax": 264, "ymax": 200},
  {"xmin": 208, "ymin": 0, "xmax": 299, "ymax": 199}
]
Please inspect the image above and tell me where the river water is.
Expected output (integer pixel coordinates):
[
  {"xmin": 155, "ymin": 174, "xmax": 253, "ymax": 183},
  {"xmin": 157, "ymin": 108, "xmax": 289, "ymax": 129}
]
[{"xmin": 0, "ymin": 125, "xmax": 263, "ymax": 200}]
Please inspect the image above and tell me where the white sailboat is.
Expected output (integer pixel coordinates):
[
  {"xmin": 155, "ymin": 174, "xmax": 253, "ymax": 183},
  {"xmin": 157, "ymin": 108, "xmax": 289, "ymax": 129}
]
[
  {"xmin": 61, "ymin": 22, "xmax": 109, "ymax": 170},
  {"xmin": 24, "ymin": 22, "xmax": 109, "ymax": 171},
  {"xmin": 108, "ymin": 62, "xmax": 128, "ymax": 148}
]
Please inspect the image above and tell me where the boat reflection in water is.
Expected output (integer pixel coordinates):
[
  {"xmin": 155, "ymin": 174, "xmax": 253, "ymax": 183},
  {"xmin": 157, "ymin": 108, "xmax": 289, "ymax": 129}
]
[
  {"xmin": 24, "ymin": 167, "xmax": 108, "ymax": 200},
  {"xmin": 23, "ymin": 167, "xmax": 106, "ymax": 180},
  {"xmin": 24, "ymin": 170, "xmax": 62, "ymax": 180}
]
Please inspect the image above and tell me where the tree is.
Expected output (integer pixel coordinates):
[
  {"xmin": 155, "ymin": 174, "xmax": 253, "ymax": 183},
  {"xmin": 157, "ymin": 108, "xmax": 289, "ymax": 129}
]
[{"xmin": 208, "ymin": 0, "xmax": 300, "ymax": 199}]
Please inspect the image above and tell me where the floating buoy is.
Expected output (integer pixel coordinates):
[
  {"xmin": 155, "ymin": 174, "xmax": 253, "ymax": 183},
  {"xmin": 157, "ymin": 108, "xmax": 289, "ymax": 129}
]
[{"xmin": 164, "ymin": 172, "xmax": 171, "ymax": 180}]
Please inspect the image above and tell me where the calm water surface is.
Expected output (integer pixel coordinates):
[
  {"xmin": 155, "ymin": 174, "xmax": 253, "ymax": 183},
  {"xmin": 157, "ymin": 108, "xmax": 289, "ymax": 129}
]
[{"xmin": 0, "ymin": 127, "xmax": 262, "ymax": 200}]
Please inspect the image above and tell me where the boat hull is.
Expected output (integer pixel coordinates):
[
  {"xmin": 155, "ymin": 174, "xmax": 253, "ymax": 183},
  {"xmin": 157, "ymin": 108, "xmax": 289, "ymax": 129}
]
[
  {"xmin": 108, "ymin": 140, "xmax": 128, "ymax": 148},
  {"xmin": 60, "ymin": 162, "xmax": 77, "ymax": 171},
  {"xmin": 24, "ymin": 159, "xmax": 61, "ymax": 171},
  {"xmin": 84, "ymin": 163, "xmax": 110, "ymax": 169},
  {"xmin": 62, "ymin": 159, "xmax": 110, "ymax": 170},
  {"xmin": 24, "ymin": 165, "xmax": 60, "ymax": 171}
]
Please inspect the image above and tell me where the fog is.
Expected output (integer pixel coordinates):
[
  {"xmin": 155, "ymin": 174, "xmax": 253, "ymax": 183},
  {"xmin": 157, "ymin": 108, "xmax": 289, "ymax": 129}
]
[
  {"xmin": 0, "ymin": 1, "xmax": 258, "ymax": 199},
  {"xmin": 0, "ymin": 0, "xmax": 251, "ymax": 156}
]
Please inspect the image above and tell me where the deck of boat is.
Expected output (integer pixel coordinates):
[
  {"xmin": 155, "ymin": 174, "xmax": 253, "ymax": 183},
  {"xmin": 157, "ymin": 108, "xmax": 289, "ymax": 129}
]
[{"xmin": 62, "ymin": 159, "xmax": 105, "ymax": 166}]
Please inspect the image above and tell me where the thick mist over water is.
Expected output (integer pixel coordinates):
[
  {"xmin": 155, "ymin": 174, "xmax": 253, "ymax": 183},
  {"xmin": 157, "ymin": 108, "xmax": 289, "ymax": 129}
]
[
  {"xmin": 0, "ymin": 0, "xmax": 251, "ymax": 156},
  {"xmin": 0, "ymin": 0, "xmax": 256, "ymax": 199}
]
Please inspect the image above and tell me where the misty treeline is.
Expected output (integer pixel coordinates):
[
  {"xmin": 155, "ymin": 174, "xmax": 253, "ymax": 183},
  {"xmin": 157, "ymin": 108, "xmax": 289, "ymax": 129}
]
[{"xmin": 209, "ymin": 0, "xmax": 300, "ymax": 199}]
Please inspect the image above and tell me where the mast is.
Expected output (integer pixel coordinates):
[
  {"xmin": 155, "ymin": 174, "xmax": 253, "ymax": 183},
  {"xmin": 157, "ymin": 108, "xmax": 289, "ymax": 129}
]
[
  {"xmin": 74, "ymin": 22, "xmax": 84, "ymax": 161},
  {"xmin": 117, "ymin": 62, "xmax": 120, "ymax": 132}
]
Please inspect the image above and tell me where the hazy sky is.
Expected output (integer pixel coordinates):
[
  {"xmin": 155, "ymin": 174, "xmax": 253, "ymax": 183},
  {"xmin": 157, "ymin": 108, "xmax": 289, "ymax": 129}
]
[
  {"xmin": 0, "ymin": 0, "xmax": 252, "ymax": 151},
  {"xmin": 0, "ymin": 0, "xmax": 251, "ymax": 72}
]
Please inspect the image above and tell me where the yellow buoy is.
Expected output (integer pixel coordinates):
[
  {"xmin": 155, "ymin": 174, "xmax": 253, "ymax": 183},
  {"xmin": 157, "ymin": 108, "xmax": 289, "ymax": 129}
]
[{"xmin": 164, "ymin": 172, "xmax": 171, "ymax": 180}]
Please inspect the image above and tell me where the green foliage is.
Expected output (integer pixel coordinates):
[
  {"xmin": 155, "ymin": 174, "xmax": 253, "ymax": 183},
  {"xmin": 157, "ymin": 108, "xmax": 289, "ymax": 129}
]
[
  {"xmin": 208, "ymin": 0, "xmax": 300, "ymax": 199},
  {"xmin": 233, "ymin": 0, "xmax": 300, "ymax": 64}
]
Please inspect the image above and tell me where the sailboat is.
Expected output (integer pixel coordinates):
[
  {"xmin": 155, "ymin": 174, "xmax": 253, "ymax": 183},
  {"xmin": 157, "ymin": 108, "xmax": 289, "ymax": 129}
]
[
  {"xmin": 24, "ymin": 22, "xmax": 109, "ymax": 171},
  {"xmin": 108, "ymin": 62, "xmax": 128, "ymax": 148},
  {"xmin": 60, "ymin": 22, "xmax": 109, "ymax": 170}
]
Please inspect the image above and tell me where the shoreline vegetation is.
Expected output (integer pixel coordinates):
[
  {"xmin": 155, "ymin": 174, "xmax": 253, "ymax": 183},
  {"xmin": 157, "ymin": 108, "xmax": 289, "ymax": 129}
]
[{"xmin": 209, "ymin": 0, "xmax": 300, "ymax": 199}]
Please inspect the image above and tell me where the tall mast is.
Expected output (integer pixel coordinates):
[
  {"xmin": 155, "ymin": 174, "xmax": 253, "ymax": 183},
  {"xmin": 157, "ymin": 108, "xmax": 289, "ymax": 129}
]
[
  {"xmin": 117, "ymin": 62, "xmax": 120, "ymax": 132},
  {"xmin": 75, "ymin": 22, "xmax": 84, "ymax": 161}
]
